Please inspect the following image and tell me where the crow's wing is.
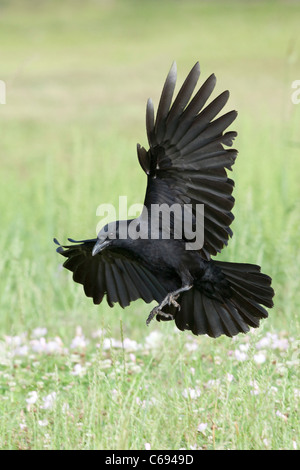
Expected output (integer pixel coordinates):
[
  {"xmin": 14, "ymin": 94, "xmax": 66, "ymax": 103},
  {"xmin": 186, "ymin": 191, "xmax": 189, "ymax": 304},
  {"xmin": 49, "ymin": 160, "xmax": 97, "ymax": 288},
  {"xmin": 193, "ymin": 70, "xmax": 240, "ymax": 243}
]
[
  {"xmin": 137, "ymin": 62, "xmax": 238, "ymax": 259},
  {"xmin": 54, "ymin": 239, "xmax": 170, "ymax": 308}
]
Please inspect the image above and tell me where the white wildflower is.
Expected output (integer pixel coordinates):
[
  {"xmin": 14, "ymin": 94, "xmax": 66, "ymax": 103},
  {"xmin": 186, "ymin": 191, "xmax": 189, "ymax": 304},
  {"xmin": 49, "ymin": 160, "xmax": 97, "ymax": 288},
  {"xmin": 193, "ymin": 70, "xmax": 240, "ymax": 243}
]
[
  {"xmin": 62, "ymin": 403, "xmax": 70, "ymax": 413},
  {"xmin": 5, "ymin": 334, "xmax": 26, "ymax": 347},
  {"xmin": 38, "ymin": 419, "xmax": 49, "ymax": 427},
  {"xmin": 205, "ymin": 379, "xmax": 221, "ymax": 388},
  {"xmin": 129, "ymin": 353, "xmax": 136, "ymax": 363},
  {"xmin": 249, "ymin": 380, "xmax": 260, "ymax": 395},
  {"xmin": 32, "ymin": 328, "xmax": 47, "ymax": 338},
  {"xmin": 144, "ymin": 331, "xmax": 163, "ymax": 349},
  {"xmin": 130, "ymin": 363, "xmax": 142, "ymax": 373},
  {"xmin": 99, "ymin": 358, "xmax": 112, "ymax": 369},
  {"xmin": 272, "ymin": 337, "xmax": 289, "ymax": 351},
  {"xmin": 136, "ymin": 396, "xmax": 157, "ymax": 408},
  {"xmin": 26, "ymin": 391, "xmax": 38, "ymax": 405},
  {"xmin": 256, "ymin": 332, "xmax": 289, "ymax": 351},
  {"xmin": 14, "ymin": 345, "xmax": 28, "ymax": 356},
  {"xmin": 102, "ymin": 337, "xmax": 122, "ymax": 350},
  {"xmin": 293, "ymin": 440, "xmax": 297, "ymax": 450},
  {"xmin": 182, "ymin": 387, "xmax": 201, "ymax": 399},
  {"xmin": 30, "ymin": 336, "xmax": 63, "ymax": 354},
  {"xmin": 122, "ymin": 337, "xmax": 140, "ymax": 351},
  {"xmin": 40, "ymin": 392, "xmax": 57, "ymax": 410},
  {"xmin": 197, "ymin": 423, "xmax": 208, "ymax": 434},
  {"xmin": 253, "ymin": 352, "xmax": 266, "ymax": 364},
  {"xmin": 30, "ymin": 337, "xmax": 47, "ymax": 353},
  {"xmin": 45, "ymin": 338, "xmax": 63, "ymax": 354},
  {"xmin": 70, "ymin": 334, "xmax": 88, "ymax": 349},
  {"xmin": 136, "ymin": 397, "xmax": 146, "ymax": 408},
  {"xmin": 256, "ymin": 336, "xmax": 271, "ymax": 349},
  {"xmin": 276, "ymin": 410, "xmax": 287, "ymax": 421},
  {"xmin": 185, "ymin": 342, "xmax": 198, "ymax": 352},
  {"xmin": 294, "ymin": 389, "xmax": 300, "ymax": 399},
  {"xmin": 91, "ymin": 328, "xmax": 106, "ymax": 338},
  {"xmin": 71, "ymin": 363, "xmax": 86, "ymax": 376},
  {"xmin": 234, "ymin": 349, "xmax": 247, "ymax": 361}
]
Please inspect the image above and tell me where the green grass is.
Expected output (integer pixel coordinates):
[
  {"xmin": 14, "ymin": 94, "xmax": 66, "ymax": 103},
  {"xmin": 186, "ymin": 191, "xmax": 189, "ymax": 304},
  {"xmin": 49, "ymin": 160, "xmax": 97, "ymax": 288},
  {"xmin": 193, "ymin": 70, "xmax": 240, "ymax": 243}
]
[{"xmin": 0, "ymin": 0, "xmax": 299, "ymax": 450}]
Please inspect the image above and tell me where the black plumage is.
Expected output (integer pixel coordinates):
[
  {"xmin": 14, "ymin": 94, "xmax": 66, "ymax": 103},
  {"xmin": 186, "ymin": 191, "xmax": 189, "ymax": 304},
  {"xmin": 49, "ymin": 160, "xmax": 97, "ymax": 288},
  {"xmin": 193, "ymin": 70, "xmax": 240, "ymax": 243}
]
[{"xmin": 55, "ymin": 62, "xmax": 274, "ymax": 338}]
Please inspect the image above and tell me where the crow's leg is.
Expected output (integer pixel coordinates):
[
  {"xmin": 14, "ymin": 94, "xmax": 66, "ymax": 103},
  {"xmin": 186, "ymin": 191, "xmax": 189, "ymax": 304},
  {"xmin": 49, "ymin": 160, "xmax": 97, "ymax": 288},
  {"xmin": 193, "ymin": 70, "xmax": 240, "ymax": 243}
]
[{"xmin": 146, "ymin": 285, "xmax": 193, "ymax": 325}]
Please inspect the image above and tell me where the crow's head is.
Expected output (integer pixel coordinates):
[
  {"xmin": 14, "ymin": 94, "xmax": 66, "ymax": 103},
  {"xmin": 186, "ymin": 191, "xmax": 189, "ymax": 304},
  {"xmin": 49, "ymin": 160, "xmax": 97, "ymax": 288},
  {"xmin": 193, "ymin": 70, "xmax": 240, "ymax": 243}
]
[{"xmin": 92, "ymin": 220, "xmax": 131, "ymax": 256}]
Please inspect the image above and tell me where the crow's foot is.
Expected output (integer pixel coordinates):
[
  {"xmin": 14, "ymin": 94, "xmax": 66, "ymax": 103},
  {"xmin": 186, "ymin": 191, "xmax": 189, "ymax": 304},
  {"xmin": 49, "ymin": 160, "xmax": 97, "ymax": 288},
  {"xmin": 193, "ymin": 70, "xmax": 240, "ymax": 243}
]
[
  {"xmin": 146, "ymin": 306, "xmax": 174, "ymax": 325},
  {"xmin": 146, "ymin": 285, "xmax": 192, "ymax": 326},
  {"xmin": 146, "ymin": 292, "xmax": 182, "ymax": 325}
]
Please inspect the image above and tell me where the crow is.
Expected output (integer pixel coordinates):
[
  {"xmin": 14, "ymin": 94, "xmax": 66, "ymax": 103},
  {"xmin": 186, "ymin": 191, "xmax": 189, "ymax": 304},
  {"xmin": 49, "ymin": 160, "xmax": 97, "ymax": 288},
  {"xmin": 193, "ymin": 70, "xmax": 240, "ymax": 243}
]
[{"xmin": 54, "ymin": 62, "xmax": 274, "ymax": 338}]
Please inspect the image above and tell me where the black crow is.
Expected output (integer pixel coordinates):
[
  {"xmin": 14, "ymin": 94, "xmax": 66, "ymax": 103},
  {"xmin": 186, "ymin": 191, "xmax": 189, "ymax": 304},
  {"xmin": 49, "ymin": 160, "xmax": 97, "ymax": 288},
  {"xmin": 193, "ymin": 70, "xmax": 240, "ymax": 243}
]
[{"xmin": 54, "ymin": 62, "xmax": 274, "ymax": 338}]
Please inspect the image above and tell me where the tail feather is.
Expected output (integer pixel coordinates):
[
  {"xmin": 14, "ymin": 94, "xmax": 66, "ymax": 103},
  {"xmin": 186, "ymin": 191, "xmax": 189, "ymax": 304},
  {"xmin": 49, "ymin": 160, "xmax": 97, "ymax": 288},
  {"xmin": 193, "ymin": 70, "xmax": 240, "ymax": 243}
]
[
  {"xmin": 221, "ymin": 265, "xmax": 273, "ymax": 307},
  {"xmin": 202, "ymin": 295, "xmax": 225, "ymax": 337},
  {"xmin": 174, "ymin": 288, "xmax": 195, "ymax": 332},
  {"xmin": 229, "ymin": 281, "xmax": 273, "ymax": 308},
  {"xmin": 158, "ymin": 261, "xmax": 274, "ymax": 338},
  {"xmin": 193, "ymin": 290, "xmax": 210, "ymax": 335},
  {"xmin": 230, "ymin": 276, "xmax": 273, "ymax": 297},
  {"xmin": 213, "ymin": 261, "xmax": 261, "ymax": 273},
  {"xmin": 220, "ymin": 300, "xmax": 250, "ymax": 335},
  {"xmin": 212, "ymin": 299, "xmax": 246, "ymax": 337}
]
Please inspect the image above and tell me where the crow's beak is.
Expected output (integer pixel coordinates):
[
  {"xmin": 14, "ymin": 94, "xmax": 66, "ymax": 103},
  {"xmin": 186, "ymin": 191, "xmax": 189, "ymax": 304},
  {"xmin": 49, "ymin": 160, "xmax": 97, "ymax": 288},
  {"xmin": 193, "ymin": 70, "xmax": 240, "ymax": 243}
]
[{"xmin": 92, "ymin": 239, "xmax": 111, "ymax": 256}]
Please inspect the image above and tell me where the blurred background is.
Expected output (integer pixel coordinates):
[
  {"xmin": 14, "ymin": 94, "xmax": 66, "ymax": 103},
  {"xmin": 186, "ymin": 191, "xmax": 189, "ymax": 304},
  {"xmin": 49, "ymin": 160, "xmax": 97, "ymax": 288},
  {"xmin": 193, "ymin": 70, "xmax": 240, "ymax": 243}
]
[{"xmin": 0, "ymin": 0, "xmax": 299, "ymax": 335}]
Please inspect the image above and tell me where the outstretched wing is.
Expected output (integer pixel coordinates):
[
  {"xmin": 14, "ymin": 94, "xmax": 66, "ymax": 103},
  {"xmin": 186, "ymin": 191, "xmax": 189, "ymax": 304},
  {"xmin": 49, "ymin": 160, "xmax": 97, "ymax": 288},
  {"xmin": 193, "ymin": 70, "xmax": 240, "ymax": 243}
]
[
  {"xmin": 54, "ymin": 238, "xmax": 170, "ymax": 308},
  {"xmin": 137, "ymin": 62, "xmax": 238, "ymax": 259}
]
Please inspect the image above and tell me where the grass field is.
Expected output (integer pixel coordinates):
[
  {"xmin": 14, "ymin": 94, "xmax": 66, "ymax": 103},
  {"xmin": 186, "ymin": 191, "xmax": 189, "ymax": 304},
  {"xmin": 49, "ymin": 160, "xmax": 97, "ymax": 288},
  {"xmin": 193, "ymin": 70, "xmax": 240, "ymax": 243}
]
[{"xmin": 0, "ymin": 0, "xmax": 299, "ymax": 450}]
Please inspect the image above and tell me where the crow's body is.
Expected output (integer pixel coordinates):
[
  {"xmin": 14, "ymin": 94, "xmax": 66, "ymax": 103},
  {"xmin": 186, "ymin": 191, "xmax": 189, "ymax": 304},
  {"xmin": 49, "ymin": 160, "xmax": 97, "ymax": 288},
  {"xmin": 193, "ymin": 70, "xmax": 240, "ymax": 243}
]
[{"xmin": 55, "ymin": 62, "xmax": 274, "ymax": 338}]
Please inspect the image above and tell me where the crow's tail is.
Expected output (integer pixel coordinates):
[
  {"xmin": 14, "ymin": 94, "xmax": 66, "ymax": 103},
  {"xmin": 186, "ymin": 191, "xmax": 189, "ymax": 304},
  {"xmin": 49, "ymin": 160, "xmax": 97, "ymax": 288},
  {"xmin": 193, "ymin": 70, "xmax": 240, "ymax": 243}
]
[{"xmin": 157, "ymin": 261, "xmax": 274, "ymax": 338}]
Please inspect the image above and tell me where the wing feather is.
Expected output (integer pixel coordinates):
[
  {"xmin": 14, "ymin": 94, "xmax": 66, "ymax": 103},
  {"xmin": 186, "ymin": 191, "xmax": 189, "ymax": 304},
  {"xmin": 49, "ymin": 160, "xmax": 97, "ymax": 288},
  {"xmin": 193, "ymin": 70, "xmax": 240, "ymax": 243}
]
[
  {"xmin": 137, "ymin": 62, "xmax": 238, "ymax": 257},
  {"xmin": 55, "ymin": 239, "xmax": 171, "ymax": 309}
]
